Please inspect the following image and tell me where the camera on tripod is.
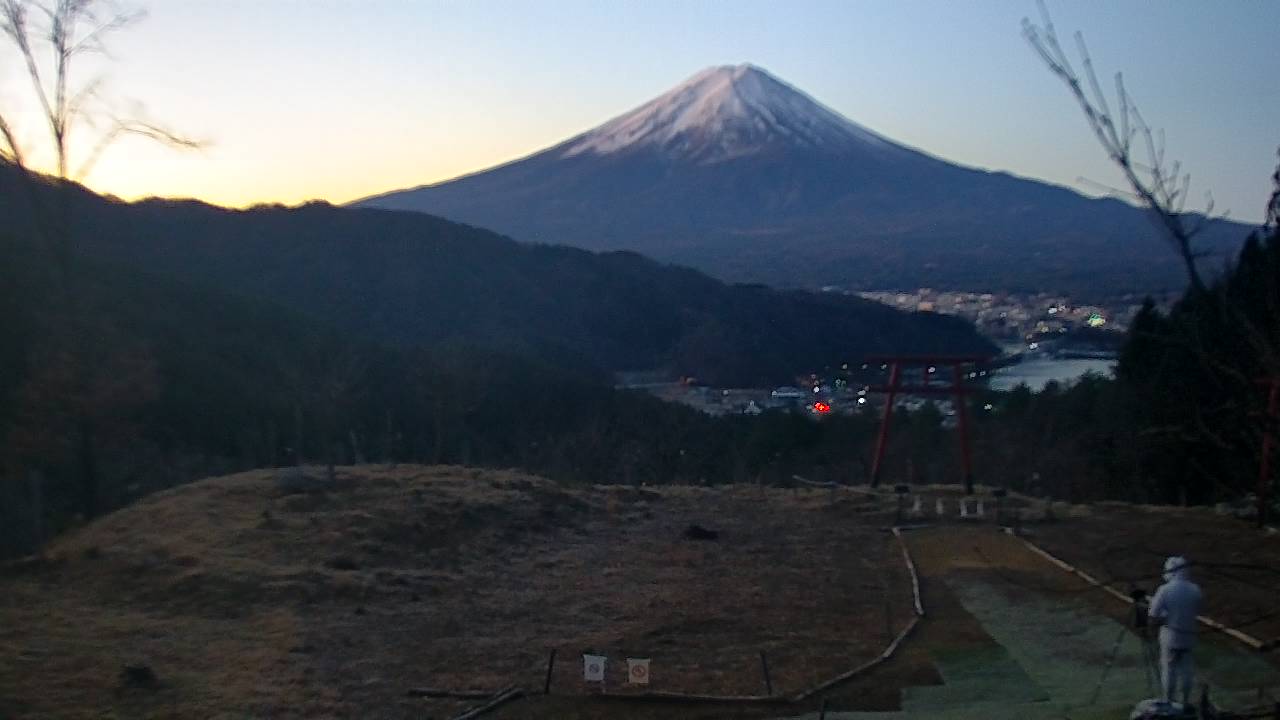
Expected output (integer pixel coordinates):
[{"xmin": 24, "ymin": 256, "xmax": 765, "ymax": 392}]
[{"xmin": 1130, "ymin": 588, "xmax": 1149, "ymax": 629}]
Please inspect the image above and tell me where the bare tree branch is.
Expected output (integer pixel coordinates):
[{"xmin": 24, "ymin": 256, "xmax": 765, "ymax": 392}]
[
  {"xmin": 2, "ymin": 1, "xmax": 60, "ymax": 170},
  {"xmin": 0, "ymin": 110, "xmax": 25, "ymax": 167},
  {"xmin": 75, "ymin": 113, "xmax": 200, "ymax": 180},
  {"xmin": 2, "ymin": 0, "xmax": 193, "ymax": 180},
  {"xmin": 1023, "ymin": 1, "xmax": 1219, "ymax": 295},
  {"xmin": 1074, "ymin": 175, "xmax": 1140, "ymax": 201},
  {"xmin": 68, "ymin": 6, "xmax": 144, "ymax": 57}
]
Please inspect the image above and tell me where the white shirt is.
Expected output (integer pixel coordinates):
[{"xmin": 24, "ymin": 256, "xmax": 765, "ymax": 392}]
[{"xmin": 1149, "ymin": 576, "xmax": 1202, "ymax": 649}]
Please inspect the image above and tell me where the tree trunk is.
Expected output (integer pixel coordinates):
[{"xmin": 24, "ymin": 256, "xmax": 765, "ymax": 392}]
[
  {"xmin": 292, "ymin": 403, "xmax": 304, "ymax": 466},
  {"xmin": 266, "ymin": 419, "xmax": 278, "ymax": 468},
  {"xmin": 432, "ymin": 395, "xmax": 446, "ymax": 465},
  {"xmin": 78, "ymin": 415, "xmax": 98, "ymax": 519},
  {"xmin": 349, "ymin": 429, "xmax": 365, "ymax": 465},
  {"xmin": 28, "ymin": 469, "xmax": 45, "ymax": 548}
]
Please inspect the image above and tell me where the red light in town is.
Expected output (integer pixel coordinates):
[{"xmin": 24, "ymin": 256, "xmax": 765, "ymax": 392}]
[{"xmin": 813, "ymin": 402, "xmax": 831, "ymax": 414}]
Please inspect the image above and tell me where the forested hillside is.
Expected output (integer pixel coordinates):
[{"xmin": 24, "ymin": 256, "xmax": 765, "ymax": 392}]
[
  {"xmin": 1, "ymin": 234, "xmax": 915, "ymax": 558},
  {"xmin": 6, "ymin": 156, "xmax": 1276, "ymax": 562},
  {"xmin": 1, "ymin": 162, "xmax": 993, "ymax": 387}
]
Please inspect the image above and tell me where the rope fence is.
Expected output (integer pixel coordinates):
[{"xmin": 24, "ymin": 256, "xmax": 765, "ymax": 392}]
[
  {"xmin": 792, "ymin": 527, "xmax": 925, "ymax": 703},
  {"xmin": 411, "ymin": 518, "xmax": 1270, "ymax": 719},
  {"xmin": 449, "ymin": 686, "xmax": 523, "ymax": 720},
  {"xmin": 408, "ymin": 522, "xmax": 929, "ymax": 716},
  {"xmin": 1004, "ymin": 527, "xmax": 1268, "ymax": 652}
]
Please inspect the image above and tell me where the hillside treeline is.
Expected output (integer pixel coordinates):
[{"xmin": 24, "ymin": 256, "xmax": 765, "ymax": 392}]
[
  {"xmin": 0, "ymin": 162, "xmax": 993, "ymax": 388},
  {"xmin": 0, "ymin": 164, "xmax": 990, "ymax": 559},
  {"xmin": 3, "ymin": 234, "xmax": 959, "ymax": 558},
  {"xmin": 961, "ymin": 167, "xmax": 1280, "ymax": 511},
  {"xmin": 4, "ymin": 164, "xmax": 1277, "ymax": 559}
]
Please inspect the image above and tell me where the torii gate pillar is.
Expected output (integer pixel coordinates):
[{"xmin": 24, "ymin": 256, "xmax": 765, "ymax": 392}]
[{"xmin": 866, "ymin": 355, "xmax": 990, "ymax": 494}]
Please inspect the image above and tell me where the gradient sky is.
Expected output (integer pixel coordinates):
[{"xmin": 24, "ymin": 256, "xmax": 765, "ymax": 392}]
[{"xmin": 4, "ymin": 0, "xmax": 1276, "ymax": 222}]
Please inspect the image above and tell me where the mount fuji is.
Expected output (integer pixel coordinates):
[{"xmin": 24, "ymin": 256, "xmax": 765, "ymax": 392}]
[{"xmin": 359, "ymin": 64, "xmax": 1246, "ymax": 297}]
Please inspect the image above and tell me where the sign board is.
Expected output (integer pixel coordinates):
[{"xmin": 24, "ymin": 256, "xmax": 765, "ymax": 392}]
[
  {"xmin": 583, "ymin": 654, "xmax": 606, "ymax": 682},
  {"xmin": 627, "ymin": 658, "xmax": 651, "ymax": 685}
]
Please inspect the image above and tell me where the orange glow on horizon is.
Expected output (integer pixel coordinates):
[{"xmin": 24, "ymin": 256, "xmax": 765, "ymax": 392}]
[{"xmin": 67, "ymin": 113, "xmax": 560, "ymax": 211}]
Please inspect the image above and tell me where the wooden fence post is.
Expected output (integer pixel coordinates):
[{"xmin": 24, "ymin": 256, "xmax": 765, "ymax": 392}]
[
  {"xmin": 543, "ymin": 649, "xmax": 556, "ymax": 695},
  {"xmin": 759, "ymin": 651, "xmax": 773, "ymax": 696}
]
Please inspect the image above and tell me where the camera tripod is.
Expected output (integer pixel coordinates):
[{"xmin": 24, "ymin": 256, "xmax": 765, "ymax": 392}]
[
  {"xmin": 1089, "ymin": 620, "xmax": 1163, "ymax": 705},
  {"xmin": 1087, "ymin": 593, "xmax": 1163, "ymax": 707}
]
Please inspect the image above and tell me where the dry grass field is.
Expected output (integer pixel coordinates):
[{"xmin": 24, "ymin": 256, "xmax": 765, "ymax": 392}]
[
  {"xmin": 2, "ymin": 467, "xmax": 1277, "ymax": 720},
  {"xmin": 0, "ymin": 466, "xmax": 914, "ymax": 719}
]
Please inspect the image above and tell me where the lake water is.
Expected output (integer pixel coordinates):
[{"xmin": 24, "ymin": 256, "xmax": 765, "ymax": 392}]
[{"xmin": 988, "ymin": 357, "xmax": 1116, "ymax": 392}]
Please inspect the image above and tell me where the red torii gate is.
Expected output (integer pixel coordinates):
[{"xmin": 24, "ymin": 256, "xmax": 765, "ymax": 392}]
[{"xmin": 866, "ymin": 354, "xmax": 992, "ymax": 495}]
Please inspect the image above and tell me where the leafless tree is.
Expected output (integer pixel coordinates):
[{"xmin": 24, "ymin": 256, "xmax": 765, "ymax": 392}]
[
  {"xmin": 1, "ymin": 1, "xmax": 194, "ymax": 537},
  {"xmin": 1025, "ymin": 6, "xmax": 1280, "ymax": 521},
  {"xmin": 1022, "ymin": 1, "xmax": 1216, "ymax": 295},
  {"xmin": 1, "ymin": 0, "xmax": 195, "ymax": 180}
]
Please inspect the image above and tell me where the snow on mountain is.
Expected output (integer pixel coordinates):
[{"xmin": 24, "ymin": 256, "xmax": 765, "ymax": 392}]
[{"xmin": 559, "ymin": 63, "xmax": 902, "ymax": 163}]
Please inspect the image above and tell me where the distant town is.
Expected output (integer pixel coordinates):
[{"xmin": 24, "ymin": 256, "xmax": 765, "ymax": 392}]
[
  {"xmin": 623, "ymin": 377, "xmax": 976, "ymax": 423},
  {"xmin": 847, "ymin": 288, "xmax": 1171, "ymax": 342},
  {"xmin": 621, "ymin": 287, "xmax": 1164, "ymax": 418}
]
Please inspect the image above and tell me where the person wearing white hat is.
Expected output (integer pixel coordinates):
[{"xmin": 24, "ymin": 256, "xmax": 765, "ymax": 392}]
[{"xmin": 1147, "ymin": 556, "xmax": 1202, "ymax": 707}]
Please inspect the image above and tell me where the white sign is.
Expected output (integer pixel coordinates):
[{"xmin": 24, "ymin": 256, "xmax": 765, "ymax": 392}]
[
  {"xmin": 583, "ymin": 654, "xmax": 606, "ymax": 682},
  {"xmin": 627, "ymin": 658, "xmax": 651, "ymax": 685}
]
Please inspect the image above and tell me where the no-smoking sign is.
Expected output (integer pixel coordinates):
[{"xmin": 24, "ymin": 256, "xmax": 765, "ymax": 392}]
[{"xmin": 582, "ymin": 654, "xmax": 606, "ymax": 682}]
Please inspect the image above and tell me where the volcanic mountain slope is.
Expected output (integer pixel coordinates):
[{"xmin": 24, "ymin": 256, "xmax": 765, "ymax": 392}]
[{"xmin": 360, "ymin": 64, "xmax": 1248, "ymax": 297}]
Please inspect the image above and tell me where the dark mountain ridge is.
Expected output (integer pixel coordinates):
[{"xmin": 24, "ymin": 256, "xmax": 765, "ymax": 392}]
[{"xmin": 1, "ymin": 162, "xmax": 994, "ymax": 386}]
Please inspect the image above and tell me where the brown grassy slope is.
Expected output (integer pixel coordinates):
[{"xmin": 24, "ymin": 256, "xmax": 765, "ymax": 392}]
[{"xmin": 0, "ymin": 465, "xmax": 913, "ymax": 719}]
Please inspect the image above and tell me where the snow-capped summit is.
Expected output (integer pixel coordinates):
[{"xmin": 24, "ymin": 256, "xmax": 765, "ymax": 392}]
[{"xmin": 559, "ymin": 64, "xmax": 900, "ymax": 163}]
